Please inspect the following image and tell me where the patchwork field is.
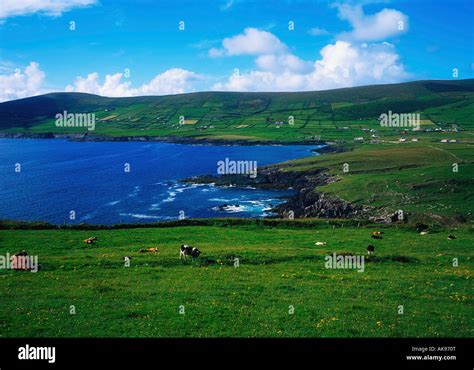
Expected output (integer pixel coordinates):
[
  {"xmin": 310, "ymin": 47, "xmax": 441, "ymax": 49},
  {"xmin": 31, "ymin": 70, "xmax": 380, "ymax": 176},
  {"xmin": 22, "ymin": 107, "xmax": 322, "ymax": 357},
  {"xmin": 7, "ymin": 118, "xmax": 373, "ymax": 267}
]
[
  {"xmin": 1, "ymin": 79, "xmax": 473, "ymax": 144},
  {"xmin": 0, "ymin": 221, "xmax": 472, "ymax": 338}
]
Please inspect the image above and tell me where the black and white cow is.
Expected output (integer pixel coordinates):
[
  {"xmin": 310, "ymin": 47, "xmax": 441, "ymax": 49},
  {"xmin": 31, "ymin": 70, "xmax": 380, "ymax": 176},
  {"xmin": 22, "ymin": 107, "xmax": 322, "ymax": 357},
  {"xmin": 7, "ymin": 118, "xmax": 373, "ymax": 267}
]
[{"xmin": 180, "ymin": 245, "xmax": 201, "ymax": 260}]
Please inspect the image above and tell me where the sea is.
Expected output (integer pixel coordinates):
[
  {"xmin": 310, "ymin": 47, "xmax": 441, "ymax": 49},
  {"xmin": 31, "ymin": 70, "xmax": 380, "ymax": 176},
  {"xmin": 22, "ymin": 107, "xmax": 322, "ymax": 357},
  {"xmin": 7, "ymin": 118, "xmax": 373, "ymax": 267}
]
[{"xmin": 0, "ymin": 139, "xmax": 321, "ymax": 224}]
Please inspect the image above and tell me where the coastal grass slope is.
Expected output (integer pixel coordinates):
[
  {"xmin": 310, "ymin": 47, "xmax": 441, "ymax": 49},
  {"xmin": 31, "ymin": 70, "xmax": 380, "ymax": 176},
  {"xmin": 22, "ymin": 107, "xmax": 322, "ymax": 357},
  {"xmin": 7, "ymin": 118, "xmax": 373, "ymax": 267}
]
[{"xmin": 274, "ymin": 142, "xmax": 474, "ymax": 222}]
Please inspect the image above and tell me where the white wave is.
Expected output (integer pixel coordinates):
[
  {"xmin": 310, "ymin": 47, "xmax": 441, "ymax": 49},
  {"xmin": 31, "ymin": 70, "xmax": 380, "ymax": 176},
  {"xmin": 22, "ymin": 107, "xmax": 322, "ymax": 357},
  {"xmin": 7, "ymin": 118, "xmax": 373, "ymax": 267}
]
[
  {"xmin": 243, "ymin": 199, "xmax": 278, "ymax": 205},
  {"xmin": 243, "ymin": 200, "xmax": 264, "ymax": 205},
  {"xmin": 209, "ymin": 197, "xmax": 240, "ymax": 202},
  {"xmin": 174, "ymin": 183, "xmax": 207, "ymax": 193},
  {"xmin": 127, "ymin": 185, "xmax": 141, "ymax": 197},
  {"xmin": 119, "ymin": 213, "xmax": 161, "ymax": 219},
  {"xmin": 212, "ymin": 205, "xmax": 248, "ymax": 213},
  {"xmin": 162, "ymin": 190, "xmax": 176, "ymax": 203},
  {"xmin": 200, "ymin": 188, "xmax": 215, "ymax": 192}
]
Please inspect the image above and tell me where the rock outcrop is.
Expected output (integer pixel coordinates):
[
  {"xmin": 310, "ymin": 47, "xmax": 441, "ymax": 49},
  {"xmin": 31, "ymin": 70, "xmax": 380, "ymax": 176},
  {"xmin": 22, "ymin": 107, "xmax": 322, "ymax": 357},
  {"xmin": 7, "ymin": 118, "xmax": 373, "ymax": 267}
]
[{"xmin": 183, "ymin": 165, "xmax": 366, "ymax": 219}]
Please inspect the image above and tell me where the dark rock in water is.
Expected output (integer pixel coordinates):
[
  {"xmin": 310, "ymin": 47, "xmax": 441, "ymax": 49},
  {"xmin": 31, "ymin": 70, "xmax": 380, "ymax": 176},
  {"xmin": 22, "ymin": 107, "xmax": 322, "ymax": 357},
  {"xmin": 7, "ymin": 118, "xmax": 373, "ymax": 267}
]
[
  {"xmin": 274, "ymin": 188, "xmax": 363, "ymax": 219},
  {"xmin": 185, "ymin": 165, "xmax": 366, "ymax": 219},
  {"xmin": 252, "ymin": 167, "xmax": 365, "ymax": 219},
  {"xmin": 214, "ymin": 204, "xmax": 241, "ymax": 212}
]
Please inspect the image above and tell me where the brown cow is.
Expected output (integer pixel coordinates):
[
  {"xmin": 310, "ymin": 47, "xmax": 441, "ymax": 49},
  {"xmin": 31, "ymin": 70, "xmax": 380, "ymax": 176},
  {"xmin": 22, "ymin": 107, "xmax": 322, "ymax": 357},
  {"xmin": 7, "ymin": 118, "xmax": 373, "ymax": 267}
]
[{"xmin": 139, "ymin": 247, "xmax": 159, "ymax": 253}]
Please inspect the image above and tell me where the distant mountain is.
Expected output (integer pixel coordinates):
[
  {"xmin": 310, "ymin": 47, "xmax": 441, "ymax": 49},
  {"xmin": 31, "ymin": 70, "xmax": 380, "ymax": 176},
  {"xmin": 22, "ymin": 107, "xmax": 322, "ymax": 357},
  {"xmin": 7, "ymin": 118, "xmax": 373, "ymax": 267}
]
[{"xmin": 1, "ymin": 79, "xmax": 473, "ymax": 136}]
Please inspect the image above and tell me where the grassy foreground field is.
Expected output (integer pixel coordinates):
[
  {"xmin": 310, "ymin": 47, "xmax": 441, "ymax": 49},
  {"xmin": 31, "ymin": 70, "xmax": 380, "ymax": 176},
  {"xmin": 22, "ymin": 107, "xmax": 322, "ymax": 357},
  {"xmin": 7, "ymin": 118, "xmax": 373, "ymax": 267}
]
[{"xmin": 0, "ymin": 221, "xmax": 472, "ymax": 337}]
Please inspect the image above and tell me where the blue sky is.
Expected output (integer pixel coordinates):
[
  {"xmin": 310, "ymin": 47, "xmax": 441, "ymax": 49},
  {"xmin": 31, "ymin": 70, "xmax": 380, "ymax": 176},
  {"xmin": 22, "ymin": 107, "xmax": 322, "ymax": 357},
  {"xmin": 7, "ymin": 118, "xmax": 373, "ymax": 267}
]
[{"xmin": 0, "ymin": 0, "xmax": 472, "ymax": 101}]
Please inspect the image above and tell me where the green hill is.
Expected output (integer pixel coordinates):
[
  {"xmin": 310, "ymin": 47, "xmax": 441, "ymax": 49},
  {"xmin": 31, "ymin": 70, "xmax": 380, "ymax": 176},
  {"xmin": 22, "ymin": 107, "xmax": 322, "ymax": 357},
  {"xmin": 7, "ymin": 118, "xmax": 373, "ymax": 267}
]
[{"xmin": 1, "ymin": 79, "xmax": 473, "ymax": 142}]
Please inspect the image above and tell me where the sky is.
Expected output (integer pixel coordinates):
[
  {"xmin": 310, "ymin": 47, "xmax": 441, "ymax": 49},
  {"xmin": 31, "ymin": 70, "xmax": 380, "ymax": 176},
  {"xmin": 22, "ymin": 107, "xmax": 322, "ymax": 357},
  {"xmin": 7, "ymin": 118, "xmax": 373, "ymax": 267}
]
[{"xmin": 0, "ymin": 0, "xmax": 473, "ymax": 102}]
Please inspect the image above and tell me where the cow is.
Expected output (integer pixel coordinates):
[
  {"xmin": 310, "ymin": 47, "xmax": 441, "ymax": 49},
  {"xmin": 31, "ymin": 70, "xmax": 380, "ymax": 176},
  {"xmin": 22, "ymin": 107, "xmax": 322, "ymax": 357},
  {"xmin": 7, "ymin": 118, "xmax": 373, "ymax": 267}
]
[
  {"xmin": 367, "ymin": 245, "xmax": 375, "ymax": 255},
  {"xmin": 180, "ymin": 245, "xmax": 201, "ymax": 260},
  {"xmin": 84, "ymin": 237, "xmax": 97, "ymax": 245},
  {"xmin": 139, "ymin": 247, "xmax": 159, "ymax": 253}
]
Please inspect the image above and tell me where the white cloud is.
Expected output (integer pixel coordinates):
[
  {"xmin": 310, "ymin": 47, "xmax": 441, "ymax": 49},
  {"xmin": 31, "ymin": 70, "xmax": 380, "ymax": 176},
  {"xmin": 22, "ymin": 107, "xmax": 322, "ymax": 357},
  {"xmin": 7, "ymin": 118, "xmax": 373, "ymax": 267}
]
[
  {"xmin": 308, "ymin": 27, "xmax": 330, "ymax": 36},
  {"xmin": 0, "ymin": 63, "xmax": 202, "ymax": 102},
  {"xmin": 0, "ymin": 62, "xmax": 45, "ymax": 102},
  {"xmin": 211, "ymin": 6, "xmax": 410, "ymax": 93},
  {"xmin": 0, "ymin": 0, "xmax": 97, "ymax": 20},
  {"xmin": 213, "ymin": 40, "xmax": 408, "ymax": 92},
  {"xmin": 334, "ymin": 3, "xmax": 409, "ymax": 41},
  {"xmin": 65, "ymin": 72, "xmax": 131, "ymax": 97},
  {"xmin": 137, "ymin": 69, "xmax": 202, "ymax": 95},
  {"xmin": 220, "ymin": 0, "xmax": 234, "ymax": 11},
  {"xmin": 209, "ymin": 27, "xmax": 288, "ymax": 57},
  {"xmin": 213, "ymin": 70, "xmax": 306, "ymax": 92},
  {"xmin": 307, "ymin": 41, "xmax": 408, "ymax": 89},
  {"xmin": 208, "ymin": 48, "xmax": 225, "ymax": 57},
  {"xmin": 65, "ymin": 68, "xmax": 202, "ymax": 97},
  {"xmin": 255, "ymin": 54, "xmax": 312, "ymax": 74}
]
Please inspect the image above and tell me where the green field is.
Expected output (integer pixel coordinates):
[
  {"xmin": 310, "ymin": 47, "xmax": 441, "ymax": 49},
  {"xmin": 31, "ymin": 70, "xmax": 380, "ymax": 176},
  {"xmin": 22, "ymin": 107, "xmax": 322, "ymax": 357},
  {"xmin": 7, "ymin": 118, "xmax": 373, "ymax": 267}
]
[{"xmin": 0, "ymin": 221, "xmax": 472, "ymax": 337}]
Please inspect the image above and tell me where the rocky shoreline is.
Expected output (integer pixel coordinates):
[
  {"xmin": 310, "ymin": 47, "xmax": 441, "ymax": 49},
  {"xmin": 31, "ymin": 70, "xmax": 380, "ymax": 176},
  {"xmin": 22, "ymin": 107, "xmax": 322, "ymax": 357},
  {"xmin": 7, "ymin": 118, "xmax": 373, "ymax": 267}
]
[
  {"xmin": 0, "ymin": 131, "xmax": 346, "ymax": 152},
  {"xmin": 182, "ymin": 164, "xmax": 368, "ymax": 220}
]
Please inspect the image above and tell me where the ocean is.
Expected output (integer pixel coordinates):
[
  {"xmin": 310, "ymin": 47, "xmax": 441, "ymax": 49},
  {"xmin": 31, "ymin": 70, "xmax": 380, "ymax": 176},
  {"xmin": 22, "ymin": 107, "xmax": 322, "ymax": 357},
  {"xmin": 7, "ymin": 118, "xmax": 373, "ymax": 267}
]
[{"xmin": 0, "ymin": 139, "xmax": 321, "ymax": 224}]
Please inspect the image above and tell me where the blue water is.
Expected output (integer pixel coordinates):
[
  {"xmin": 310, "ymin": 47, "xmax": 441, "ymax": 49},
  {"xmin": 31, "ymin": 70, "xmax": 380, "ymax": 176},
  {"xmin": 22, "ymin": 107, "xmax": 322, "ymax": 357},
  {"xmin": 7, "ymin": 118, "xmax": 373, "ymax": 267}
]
[{"xmin": 0, "ymin": 139, "xmax": 321, "ymax": 224}]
